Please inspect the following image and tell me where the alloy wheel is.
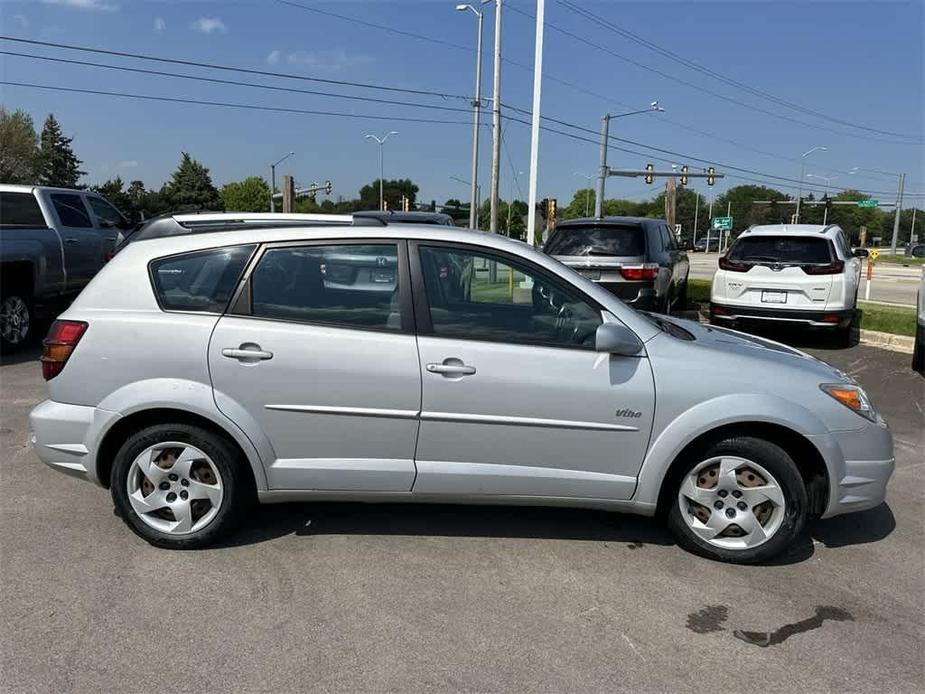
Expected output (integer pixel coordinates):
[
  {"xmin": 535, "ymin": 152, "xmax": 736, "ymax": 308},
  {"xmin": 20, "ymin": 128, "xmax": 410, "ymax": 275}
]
[
  {"xmin": 677, "ymin": 456, "xmax": 786, "ymax": 550},
  {"xmin": 0, "ymin": 296, "xmax": 30, "ymax": 345},
  {"xmin": 126, "ymin": 442, "xmax": 224, "ymax": 535}
]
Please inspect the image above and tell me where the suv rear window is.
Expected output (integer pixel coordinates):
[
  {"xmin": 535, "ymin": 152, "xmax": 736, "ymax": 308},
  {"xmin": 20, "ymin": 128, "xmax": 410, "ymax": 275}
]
[
  {"xmin": 0, "ymin": 192, "xmax": 46, "ymax": 228},
  {"xmin": 151, "ymin": 245, "xmax": 256, "ymax": 313},
  {"xmin": 544, "ymin": 224, "xmax": 646, "ymax": 257},
  {"xmin": 727, "ymin": 236, "xmax": 833, "ymax": 264}
]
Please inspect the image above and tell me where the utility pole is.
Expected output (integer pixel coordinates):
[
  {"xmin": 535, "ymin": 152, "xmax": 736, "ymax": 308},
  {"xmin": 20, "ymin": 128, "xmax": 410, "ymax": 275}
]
[
  {"xmin": 725, "ymin": 200, "xmax": 732, "ymax": 251},
  {"xmin": 525, "ymin": 0, "xmax": 545, "ymax": 247},
  {"xmin": 692, "ymin": 190, "xmax": 700, "ymax": 245},
  {"xmin": 890, "ymin": 172, "xmax": 905, "ymax": 254},
  {"xmin": 269, "ymin": 151, "xmax": 294, "ymax": 213},
  {"xmin": 489, "ymin": 0, "xmax": 503, "ymax": 233},
  {"xmin": 595, "ymin": 114, "xmax": 610, "ymax": 219},
  {"xmin": 456, "ymin": 3, "xmax": 484, "ymax": 231}
]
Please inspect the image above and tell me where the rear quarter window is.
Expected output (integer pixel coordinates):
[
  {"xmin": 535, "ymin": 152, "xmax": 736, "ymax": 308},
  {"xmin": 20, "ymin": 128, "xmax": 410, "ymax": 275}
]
[
  {"xmin": 150, "ymin": 245, "xmax": 256, "ymax": 313},
  {"xmin": 544, "ymin": 224, "xmax": 645, "ymax": 256},
  {"xmin": 0, "ymin": 192, "xmax": 46, "ymax": 228}
]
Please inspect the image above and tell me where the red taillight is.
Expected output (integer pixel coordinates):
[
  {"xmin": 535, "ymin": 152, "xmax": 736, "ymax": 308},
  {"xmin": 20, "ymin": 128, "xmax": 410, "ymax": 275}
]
[
  {"xmin": 718, "ymin": 256, "xmax": 750, "ymax": 272},
  {"xmin": 619, "ymin": 264, "xmax": 659, "ymax": 281},
  {"xmin": 41, "ymin": 320, "xmax": 88, "ymax": 381},
  {"xmin": 821, "ymin": 314, "xmax": 841, "ymax": 323},
  {"xmin": 801, "ymin": 260, "xmax": 845, "ymax": 275},
  {"xmin": 711, "ymin": 304, "xmax": 729, "ymax": 315}
]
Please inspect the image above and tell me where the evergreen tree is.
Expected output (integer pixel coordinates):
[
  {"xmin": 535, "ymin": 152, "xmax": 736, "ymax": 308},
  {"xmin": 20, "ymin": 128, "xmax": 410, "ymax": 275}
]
[
  {"xmin": 38, "ymin": 114, "xmax": 85, "ymax": 188},
  {"xmin": 162, "ymin": 152, "xmax": 223, "ymax": 211}
]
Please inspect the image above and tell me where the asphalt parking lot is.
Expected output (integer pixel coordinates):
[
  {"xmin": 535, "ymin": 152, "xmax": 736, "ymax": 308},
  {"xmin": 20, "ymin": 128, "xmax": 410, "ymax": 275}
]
[{"xmin": 1, "ymin": 341, "xmax": 922, "ymax": 692}]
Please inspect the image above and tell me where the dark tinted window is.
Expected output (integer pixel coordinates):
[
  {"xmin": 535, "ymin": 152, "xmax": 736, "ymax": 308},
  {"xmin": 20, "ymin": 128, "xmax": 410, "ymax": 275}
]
[
  {"xmin": 544, "ymin": 224, "xmax": 646, "ymax": 256},
  {"xmin": 727, "ymin": 236, "xmax": 833, "ymax": 264},
  {"xmin": 660, "ymin": 224, "xmax": 677, "ymax": 251},
  {"xmin": 87, "ymin": 196, "xmax": 127, "ymax": 229},
  {"xmin": 419, "ymin": 245, "xmax": 601, "ymax": 349},
  {"xmin": 50, "ymin": 193, "xmax": 92, "ymax": 228},
  {"xmin": 151, "ymin": 245, "xmax": 255, "ymax": 313},
  {"xmin": 250, "ymin": 244, "xmax": 401, "ymax": 331},
  {"xmin": 0, "ymin": 192, "xmax": 46, "ymax": 227}
]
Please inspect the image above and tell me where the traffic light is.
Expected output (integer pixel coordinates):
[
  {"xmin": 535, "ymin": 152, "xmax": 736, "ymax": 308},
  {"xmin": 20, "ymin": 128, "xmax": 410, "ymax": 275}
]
[
  {"xmin": 680, "ymin": 165, "xmax": 689, "ymax": 186},
  {"xmin": 644, "ymin": 163, "xmax": 655, "ymax": 185},
  {"xmin": 324, "ymin": 180, "xmax": 333, "ymax": 195},
  {"xmin": 538, "ymin": 198, "xmax": 549, "ymax": 219},
  {"xmin": 707, "ymin": 167, "xmax": 716, "ymax": 186},
  {"xmin": 548, "ymin": 198, "xmax": 557, "ymax": 225}
]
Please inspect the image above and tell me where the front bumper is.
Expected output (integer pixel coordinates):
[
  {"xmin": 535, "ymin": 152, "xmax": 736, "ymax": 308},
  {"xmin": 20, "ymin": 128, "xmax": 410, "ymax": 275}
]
[
  {"xmin": 29, "ymin": 399, "xmax": 119, "ymax": 486},
  {"xmin": 812, "ymin": 417, "xmax": 895, "ymax": 518},
  {"xmin": 710, "ymin": 302, "xmax": 854, "ymax": 328}
]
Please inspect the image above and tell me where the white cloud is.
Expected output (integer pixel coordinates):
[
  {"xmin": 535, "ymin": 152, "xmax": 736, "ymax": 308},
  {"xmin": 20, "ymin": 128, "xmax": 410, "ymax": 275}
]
[
  {"xmin": 14, "ymin": 14, "xmax": 29, "ymax": 28},
  {"xmin": 118, "ymin": 160, "xmax": 139, "ymax": 168},
  {"xmin": 282, "ymin": 49, "xmax": 374, "ymax": 72},
  {"xmin": 41, "ymin": 0, "xmax": 119, "ymax": 11},
  {"xmin": 190, "ymin": 17, "xmax": 227, "ymax": 34},
  {"xmin": 153, "ymin": 17, "xmax": 166, "ymax": 33},
  {"xmin": 266, "ymin": 50, "xmax": 281, "ymax": 65}
]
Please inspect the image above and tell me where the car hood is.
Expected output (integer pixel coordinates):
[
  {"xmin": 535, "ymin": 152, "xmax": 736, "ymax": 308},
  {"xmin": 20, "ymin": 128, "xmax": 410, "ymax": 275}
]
[{"xmin": 650, "ymin": 314, "xmax": 851, "ymax": 383}]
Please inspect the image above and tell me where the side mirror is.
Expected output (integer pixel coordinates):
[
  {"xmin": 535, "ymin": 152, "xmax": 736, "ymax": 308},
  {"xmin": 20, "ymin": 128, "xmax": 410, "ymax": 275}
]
[
  {"xmin": 853, "ymin": 248, "xmax": 869, "ymax": 258},
  {"xmin": 595, "ymin": 322, "xmax": 643, "ymax": 356}
]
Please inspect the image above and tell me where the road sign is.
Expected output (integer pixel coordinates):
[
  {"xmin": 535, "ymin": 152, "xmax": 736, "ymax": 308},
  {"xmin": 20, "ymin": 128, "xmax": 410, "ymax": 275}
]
[
  {"xmin": 869, "ymin": 249, "xmax": 880, "ymax": 261},
  {"xmin": 857, "ymin": 199, "xmax": 879, "ymax": 208},
  {"xmin": 712, "ymin": 216, "xmax": 733, "ymax": 231}
]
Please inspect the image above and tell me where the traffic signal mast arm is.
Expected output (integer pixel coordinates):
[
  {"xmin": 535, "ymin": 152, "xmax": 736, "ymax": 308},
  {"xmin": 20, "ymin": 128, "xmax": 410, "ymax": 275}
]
[
  {"xmin": 752, "ymin": 200, "xmax": 894, "ymax": 207},
  {"xmin": 607, "ymin": 169, "xmax": 725, "ymax": 181}
]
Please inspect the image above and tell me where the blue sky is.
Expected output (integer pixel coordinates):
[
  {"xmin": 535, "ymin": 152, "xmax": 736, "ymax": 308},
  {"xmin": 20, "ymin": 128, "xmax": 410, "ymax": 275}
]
[{"xmin": 1, "ymin": 0, "xmax": 922, "ymax": 207}]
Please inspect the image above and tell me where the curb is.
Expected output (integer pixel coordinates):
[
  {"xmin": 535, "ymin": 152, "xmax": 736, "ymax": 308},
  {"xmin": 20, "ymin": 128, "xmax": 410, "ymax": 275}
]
[{"xmin": 858, "ymin": 330, "xmax": 915, "ymax": 354}]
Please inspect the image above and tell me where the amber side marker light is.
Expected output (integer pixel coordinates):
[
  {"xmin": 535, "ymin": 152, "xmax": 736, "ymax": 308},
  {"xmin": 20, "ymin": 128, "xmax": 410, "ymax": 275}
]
[
  {"xmin": 820, "ymin": 383, "xmax": 876, "ymax": 421},
  {"xmin": 41, "ymin": 320, "xmax": 88, "ymax": 381}
]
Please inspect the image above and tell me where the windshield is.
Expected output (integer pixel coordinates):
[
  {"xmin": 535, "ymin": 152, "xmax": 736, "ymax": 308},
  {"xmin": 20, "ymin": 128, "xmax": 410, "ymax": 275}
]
[
  {"xmin": 727, "ymin": 236, "xmax": 832, "ymax": 264},
  {"xmin": 545, "ymin": 224, "xmax": 646, "ymax": 257}
]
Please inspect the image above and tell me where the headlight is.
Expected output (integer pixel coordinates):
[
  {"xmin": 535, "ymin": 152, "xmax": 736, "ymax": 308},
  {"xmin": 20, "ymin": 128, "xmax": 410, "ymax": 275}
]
[{"xmin": 820, "ymin": 383, "xmax": 877, "ymax": 421}]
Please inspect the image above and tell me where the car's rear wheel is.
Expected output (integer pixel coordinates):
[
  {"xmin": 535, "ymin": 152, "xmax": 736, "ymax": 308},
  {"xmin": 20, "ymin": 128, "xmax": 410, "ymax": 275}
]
[
  {"xmin": 667, "ymin": 436, "xmax": 807, "ymax": 563},
  {"xmin": 111, "ymin": 423, "xmax": 245, "ymax": 549},
  {"xmin": 0, "ymin": 292, "xmax": 33, "ymax": 352}
]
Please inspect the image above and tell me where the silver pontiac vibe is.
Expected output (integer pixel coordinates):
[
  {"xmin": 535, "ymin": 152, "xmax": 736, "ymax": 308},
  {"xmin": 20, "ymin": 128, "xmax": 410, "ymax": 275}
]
[{"xmin": 29, "ymin": 222, "xmax": 894, "ymax": 563}]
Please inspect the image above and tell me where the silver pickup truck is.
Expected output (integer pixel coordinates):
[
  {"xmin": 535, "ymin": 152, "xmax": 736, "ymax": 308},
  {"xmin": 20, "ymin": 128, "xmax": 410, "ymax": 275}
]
[{"xmin": 1, "ymin": 184, "xmax": 130, "ymax": 350}]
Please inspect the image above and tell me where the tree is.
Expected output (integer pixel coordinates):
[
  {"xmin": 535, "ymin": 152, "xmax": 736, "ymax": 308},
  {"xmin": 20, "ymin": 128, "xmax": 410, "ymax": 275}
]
[
  {"xmin": 38, "ymin": 114, "xmax": 85, "ymax": 188},
  {"xmin": 562, "ymin": 188, "xmax": 596, "ymax": 219},
  {"xmin": 162, "ymin": 152, "xmax": 223, "ymax": 211},
  {"xmin": 358, "ymin": 178, "xmax": 419, "ymax": 211},
  {"xmin": 221, "ymin": 176, "xmax": 270, "ymax": 212},
  {"xmin": 713, "ymin": 185, "xmax": 790, "ymax": 237},
  {"xmin": 0, "ymin": 108, "xmax": 40, "ymax": 184},
  {"xmin": 90, "ymin": 177, "xmax": 133, "ymax": 218}
]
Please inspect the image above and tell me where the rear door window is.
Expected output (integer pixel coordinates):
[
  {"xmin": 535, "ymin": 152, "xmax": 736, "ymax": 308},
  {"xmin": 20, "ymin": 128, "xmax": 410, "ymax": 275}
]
[
  {"xmin": 544, "ymin": 224, "xmax": 645, "ymax": 257},
  {"xmin": 0, "ymin": 192, "xmax": 46, "ymax": 227},
  {"xmin": 151, "ymin": 245, "xmax": 256, "ymax": 313},
  {"xmin": 50, "ymin": 193, "xmax": 92, "ymax": 228},
  {"xmin": 727, "ymin": 236, "xmax": 833, "ymax": 264}
]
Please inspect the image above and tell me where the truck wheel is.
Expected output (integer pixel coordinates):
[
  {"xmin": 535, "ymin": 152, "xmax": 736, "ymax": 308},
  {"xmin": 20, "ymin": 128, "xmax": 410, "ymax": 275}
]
[
  {"xmin": 913, "ymin": 325, "xmax": 924, "ymax": 373},
  {"xmin": 667, "ymin": 436, "xmax": 807, "ymax": 564},
  {"xmin": 0, "ymin": 293, "xmax": 33, "ymax": 351}
]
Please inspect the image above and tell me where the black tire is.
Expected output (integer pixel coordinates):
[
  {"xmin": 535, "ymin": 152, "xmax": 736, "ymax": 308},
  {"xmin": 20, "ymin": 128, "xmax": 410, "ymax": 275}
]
[
  {"xmin": 675, "ymin": 279, "xmax": 689, "ymax": 312},
  {"xmin": 832, "ymin": 322, "xmax": 853, "ymax": 348},
  {"xmin": 666, "ymin": 436, "xmax": 807, "ymax": 564},
  {"xmin": 111, "ymin": 423, "xmax": 247, "ymax": 549},
  {"xmin": 0, "ymin": 291, "xmax": 34, "ymax": 352},
  {"xmin": 913, "ymin": 325, "xmax": 924, "ymax": 373}
]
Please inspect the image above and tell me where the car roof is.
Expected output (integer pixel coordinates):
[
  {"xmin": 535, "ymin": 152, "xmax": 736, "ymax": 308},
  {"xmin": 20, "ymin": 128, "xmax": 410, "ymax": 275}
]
[
  {"xmin": 741, "ymin": 224, "xmax": 843, "ymax": 238},
  {"xmin": 555, "ymin": 216, "xmax": 661, "ymax": 228},
  {"xmin": 0, "ymin": 184, "xmax": 104, "ymax": 195},
  {"xmin": 353, "ymin": 210, "xmax": 455, "ymax": 224}
]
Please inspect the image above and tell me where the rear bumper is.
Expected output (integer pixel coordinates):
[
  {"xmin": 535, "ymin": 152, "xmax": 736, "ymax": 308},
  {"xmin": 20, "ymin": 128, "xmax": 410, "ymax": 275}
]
[
  {"xmin": 597, "ymin": 281, "xmax": 659, "ymax": 310},
  {"xmin": 29, "ymin": 399, "xmax": 118, "ymax": 487},
  {"xmin": 710, "ymin": 302, "xmax": 854, "ymax": 328}
]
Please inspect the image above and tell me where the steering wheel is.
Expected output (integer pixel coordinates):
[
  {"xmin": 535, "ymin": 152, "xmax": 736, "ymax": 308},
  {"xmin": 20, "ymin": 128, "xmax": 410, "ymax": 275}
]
[{"xmin": 555, "ymin": 303, "xmax": 580, "ymax": 342}]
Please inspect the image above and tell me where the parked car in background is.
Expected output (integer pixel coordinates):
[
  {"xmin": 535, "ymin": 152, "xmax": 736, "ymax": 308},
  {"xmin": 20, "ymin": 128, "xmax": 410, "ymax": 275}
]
[
  {"xmin": 30, "ymin": 222, "xmax": 894, "ymax": 563},
  {"xmin": 0, "ymin": 184, "xmax": 130, "ymax": 349},
  {"xmin": 710, "ymin": 224, "xmax": 864, "ymax": 344},
  {"xmin": 913, "ymin": 268, "xmax": 924, "ymax": 372},
  {"xmin": 543, "ymin": 216, "xmax": 689, "ymax": 314},
  {"xmin": 353, "ymin": 210, "xmax": 455, "ymax": 226},
  {"xmin": 692, "ymin": 237, "xmax": 721, "ymax": 252},
  {"xmin": 910, "ymin": 244, "xmax": 925, "ymax": 259}
]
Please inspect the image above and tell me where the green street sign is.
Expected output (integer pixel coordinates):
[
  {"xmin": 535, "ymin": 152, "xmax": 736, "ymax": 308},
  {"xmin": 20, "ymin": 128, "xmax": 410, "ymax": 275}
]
[
  {"xmin": 712, "ymin": 216, "xmax": 733, "ymax": 231},
  {"xmin": 857, "ymin": 199, "xmax": 879, "ymax": 208}
]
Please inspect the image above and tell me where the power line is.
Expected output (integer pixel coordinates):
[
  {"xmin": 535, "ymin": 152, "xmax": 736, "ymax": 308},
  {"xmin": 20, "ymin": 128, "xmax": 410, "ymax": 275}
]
[
  {"xmin": 0, "ymin": 80, "xmax": 475, "ymax": 126},
  {"xmin": 558, "ymin": 0, "xmax": 922, "ymax": 142},
  {"xmin": 0, "ymin": 50, "xmax": 473, "ymax": 115},
  {"xmin": 0, "ymin": 35, "xmax": 470, "ymax": 102}
]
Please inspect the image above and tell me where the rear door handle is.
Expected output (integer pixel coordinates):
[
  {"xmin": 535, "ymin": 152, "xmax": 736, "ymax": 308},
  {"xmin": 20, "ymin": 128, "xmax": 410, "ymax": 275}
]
[
  {"xmin": 65, "ymin": 237, "xmax": 79, "ymax": 244},
  {"xmin": 222, "ymin": 346, "xmax": 273, "ymax": 361},
  {"xmin": 426, "ymin": 362, "xmax": 476, "ymax": 376}
]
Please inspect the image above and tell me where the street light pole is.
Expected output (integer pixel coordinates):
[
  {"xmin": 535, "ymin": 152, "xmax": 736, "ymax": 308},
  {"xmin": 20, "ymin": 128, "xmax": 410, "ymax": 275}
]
[
  {"xmin": 796, "ymin": 146, "xmax": 826, "ymax": 223},
  {"xmin": 456, "ymin": 4, "xmax": 484, "ymax": 230},
  {"xmin": 573, "ymin": 171, "xmax": 594, "ymax": 216},
  {"xmin": 365, "ymin": 131, "xmax": 398, "ymax": 211},
  {"xmin": 489, "ymin": 0, "xmax": 503, "ymax": 233},
  {"xmin": 525, "ymin": 0, "xmax": 545, "ymax": 247},
  {"xmin": 806, "ymin": 173, "xmax": 837, "ymax": 224},
  {"xmin": 269, "ymin": 151, "xmax": 294, "ymax": 213}
]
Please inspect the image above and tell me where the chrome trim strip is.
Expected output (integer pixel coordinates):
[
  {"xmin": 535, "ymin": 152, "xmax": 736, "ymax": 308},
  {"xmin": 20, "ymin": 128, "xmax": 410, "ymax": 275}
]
[
  {"xmin": 712, "ymin": 313, "xmax": 838, "ymax": 327},
  {"xmin": 420, "ymin": 411, "xmax": 638, "ymax": 431},
  {"xmin": 265, "ymin": 404, "xmax": 419, "ymax": 419}
]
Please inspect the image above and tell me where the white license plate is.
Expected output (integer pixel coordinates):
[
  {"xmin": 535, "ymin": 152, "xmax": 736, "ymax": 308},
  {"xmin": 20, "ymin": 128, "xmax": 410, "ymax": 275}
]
[
  {"xmin": 579, "ymin": 269, "xmax": 601, "ymax": 280},
  {"xmin": 761, "ymin": 290, "xmax": 788, "ymax": 304}
]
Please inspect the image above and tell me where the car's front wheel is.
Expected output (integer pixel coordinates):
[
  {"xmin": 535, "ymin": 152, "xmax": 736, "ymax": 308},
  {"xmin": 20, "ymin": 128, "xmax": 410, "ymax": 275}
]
[
  {"xmin": 111, "ymin": 423, "xmax": 246, "ymax": 549},
  {"xmin": 667, "ymin": 436, "xmax": 807, "ymax": 563}
]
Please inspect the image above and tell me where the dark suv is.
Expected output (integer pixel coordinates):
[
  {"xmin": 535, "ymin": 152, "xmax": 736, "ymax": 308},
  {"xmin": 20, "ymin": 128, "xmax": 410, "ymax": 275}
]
[{"xmin": 543, "ymin": 217, "xmax": 690, "ymax": 313}]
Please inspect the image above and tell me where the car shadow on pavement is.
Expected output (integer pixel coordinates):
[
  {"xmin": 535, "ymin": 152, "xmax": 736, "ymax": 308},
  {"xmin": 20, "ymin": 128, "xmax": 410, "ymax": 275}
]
[
  {"xmin": 725, "ymin": 321, "xmax": 858, "ymax": 350},
  {"xmin": 0, "ymin": 345, "xmax": 42, "ymax": 366},
  {"xmin": 808, "ymin": 502, "xmax": 896, "ymax": 548}
]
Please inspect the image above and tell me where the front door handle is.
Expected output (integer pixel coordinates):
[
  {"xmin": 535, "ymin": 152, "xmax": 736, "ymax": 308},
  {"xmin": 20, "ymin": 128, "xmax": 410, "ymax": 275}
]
[
  {"xmin": 426, "ymin": 361, "xmax": 476, "ymax": 376},
  {"xmin": 222, "ymin": 345, "xmax": 273, "ymax": 362},
  {"xmin": 65, "ymin": 237, "xmax": 79, "ymax": 244}
]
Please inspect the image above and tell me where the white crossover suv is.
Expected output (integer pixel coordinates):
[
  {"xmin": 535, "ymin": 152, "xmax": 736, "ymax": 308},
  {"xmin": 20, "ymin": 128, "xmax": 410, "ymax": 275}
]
[{"xmin": 710, "ymin": 224, "xmax": 864, "ymax": 343}]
